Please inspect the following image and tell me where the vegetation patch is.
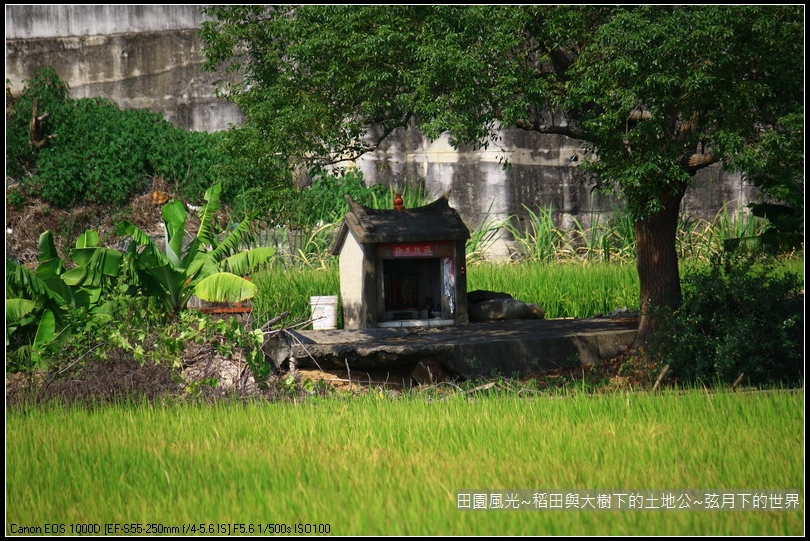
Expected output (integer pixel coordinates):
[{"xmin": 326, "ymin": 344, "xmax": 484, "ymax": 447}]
[{"xmin": 6, "ymin": 390, "xmax": 804, "ymax": 535}]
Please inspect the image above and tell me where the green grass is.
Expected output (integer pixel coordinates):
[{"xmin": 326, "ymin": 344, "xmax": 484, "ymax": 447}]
[
  {"xmin": 467, "ymin": 261, "xmax": 641, "ymax": 319},
  {"xmin": 250, "ymin": 255, "xmax": 802, "ymax": 324},
  {"xmin": 251, "ymin": 263, "xmax": 341, "ymax": 326},
  {"xmin": 250, "ymin": 260, "xmax": 642, "ymax": 323},
  {"xmin": 6, "ymin": 389, "xmax": 803, "ymax": 536}
]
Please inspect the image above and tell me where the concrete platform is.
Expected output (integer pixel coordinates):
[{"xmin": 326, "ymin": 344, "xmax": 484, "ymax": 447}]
[{"xmin": 263, "ymin": 317, "xmax": 638, "ymax": 379}]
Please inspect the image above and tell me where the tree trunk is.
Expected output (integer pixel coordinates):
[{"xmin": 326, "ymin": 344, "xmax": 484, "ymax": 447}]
[{"xmin": 634, "ymin": 189, "xmax": 685, "ymax": 346}]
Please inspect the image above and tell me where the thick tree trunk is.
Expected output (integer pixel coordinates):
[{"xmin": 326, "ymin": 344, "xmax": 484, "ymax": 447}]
[{"xmin": 634, "ymin": 189, "xmax": 685, "ymax": 346}]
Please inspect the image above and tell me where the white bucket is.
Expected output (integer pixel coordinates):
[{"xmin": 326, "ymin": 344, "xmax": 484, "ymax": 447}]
[{"xmin": 310, "ymin": 296, "xmax": 339, "ymax": 330}]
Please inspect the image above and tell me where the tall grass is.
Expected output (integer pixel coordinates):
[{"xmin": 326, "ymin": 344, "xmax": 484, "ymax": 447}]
[
  {"xmin": 241, "ymin": 181, "xmax": 799, "ymax": 325},
  {"xmin": 247, "ymin": 177, "xmax": 782, "ymax": 270},
  {"xmin": 6, "ymin": 389, "xmax": 803, "ymax": 536},
  {"xmin": 366, "ymin": 181, "xmax": 433, "ymax": 210},
  {"xmin": 250, "ymin": 250, "xmax": 801, "ymax": 325},
  {"xmin": 677, "ymin": 203, "xmax": 770, "ymax": 262},
  {"xmin": 251, "ymin": 263, "xmax": 341, "ymax": 326},
  {"xmin": 499, "ymin": 202, "xmax": 775, "ymax": 265},
  {"xmin": 503, "ymin": 205, "xmax": 566, "ymax": 262},
  {"xmin": 249, "ymin": 260, "xmax": 643, "ymax": 323},
  {"xmin": 467, "ymin": 261, "xmax": 641, "ymax": 318}
]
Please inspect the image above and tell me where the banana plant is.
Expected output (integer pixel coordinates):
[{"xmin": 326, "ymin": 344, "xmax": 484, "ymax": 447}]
[
  {"xmin": 116, "ymin": 182, "xmax": 275, "ymax": 314},
  {"xmin": 6, "ymin": 230, "xmax": 121, "ymax": 370},
  {"xmin": 6, "ymin": 231, "xmax": 122, "ymax": 318},
  {"xmin": 6, "ymin": 300, "xmax": 55, "ymax": 371}
]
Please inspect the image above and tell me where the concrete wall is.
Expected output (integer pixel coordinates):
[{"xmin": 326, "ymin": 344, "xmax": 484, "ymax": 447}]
[
  {"xmin": 5, "ymin": 5, "xmax": 758, "ymax": 237},
  {"xmin": 357, "ymin": 127, "xmax": 753, "ymax": 250},
  {"xmin": 5, "ymin": 5, "xmax": 243, "ymax": 132}
]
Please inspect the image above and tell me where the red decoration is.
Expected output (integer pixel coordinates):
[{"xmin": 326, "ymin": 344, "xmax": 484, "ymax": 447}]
[{"xmin": 392, "ymin": 243, "xmax": 434, "ymax": 257}]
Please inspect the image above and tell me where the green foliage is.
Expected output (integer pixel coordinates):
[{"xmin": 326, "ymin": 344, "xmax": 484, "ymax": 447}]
[
  {"xmin": 210, "ymin": 123, "xmax": 293, "ymax": 214},
  {"xmin": 117, "ymin": 183, "xmax": 274, "ymax": 313},
  {"xmin": 288, "ymin": 169, "xmax": 389, "ymax": 228},
  {"xmin": 499, "ymin": 203, "xmax": 638, "ymax": 263},
  {"xmin": 251, "ymin": 263, "xmax": 340, "ymax": 326},
  {"xmin": 5, "ymin": 304, "xmax": 56, "ymax": 374},
  {"xmin": 652, "ymin": 255, "xmax": 804, "ymax": 387},
  {"xmin": 200, "ymin": 5, "xmax": 803, "ymax": 220},
  {"xmin": 200, "ymin": 5, "xmax": 803, "ymax": 333},
  {"xmin": 504, "ymin": 205, "xmax": 566, "ymax": 262},
  {"xmin": 6, "ymin": 67, "xmax": 228, "ymax": 208},
  {"xmin": 677, "ymin": 204, "xmax": 770, "ymax": 262},
  {"xmin": 466, "ymin": 261, "xmax": 640, "ymax": 319},
  {"xmin": 242, "ymin": 169, "xmax": 429, "ymax": 266},
  {"xmin": 34, "ymin": 98, "xmax": 154, "ymax": 207},
  {"xmin": 723, "ymin": 203, "xmax": 804, "ymax": 256},
  {"xmin": 562, "ymin": 6, "xmax": 804, "ymax": 218},
  {"xmin": 5, "ymin": 182, "xmax": 274, "ymax": 374},
  {"xmin": 5, "ymin": 67, "xmax": 70, "ymax": 179},
  {"xmin": 7, "ymin": 187, "xmax": 26, "ymax": 209},
  {"xmin": 5, "ymin": 228, "xmax": 131, "ymax": 372}
]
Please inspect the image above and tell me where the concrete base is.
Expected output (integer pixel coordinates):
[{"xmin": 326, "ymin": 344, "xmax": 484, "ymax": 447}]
[{"xmin": 263, "ymin": 318, "xmax": 638, "ymax": 379}]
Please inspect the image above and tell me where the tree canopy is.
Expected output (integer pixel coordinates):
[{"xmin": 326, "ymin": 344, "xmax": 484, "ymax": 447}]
[{"xmin": 200, "ymin": 5, "xmax": 804, "ymax": 341}]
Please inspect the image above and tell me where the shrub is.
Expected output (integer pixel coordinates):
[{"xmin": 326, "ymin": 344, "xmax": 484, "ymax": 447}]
[
  {"xmin": 6, "ymin": 67, "xmax": 228, "ymax": 209},
  {"xmin": 653, "ymin": 254, "xmax": 804, "ymax": 387}
]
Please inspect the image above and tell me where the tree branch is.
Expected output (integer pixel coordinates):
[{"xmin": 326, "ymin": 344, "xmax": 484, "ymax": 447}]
[
  {"xmin": 680, "ymin": 151, "xmax": 718, "ymax": 174},
  {"xmin": 514, "ymin": 118, "xmax": 588, "ymax": 140}
]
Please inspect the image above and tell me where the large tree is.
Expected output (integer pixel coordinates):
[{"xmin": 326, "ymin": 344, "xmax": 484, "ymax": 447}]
[{"xmin": 200, "ymin": 5, "xmax": 804, "ymax": 343}]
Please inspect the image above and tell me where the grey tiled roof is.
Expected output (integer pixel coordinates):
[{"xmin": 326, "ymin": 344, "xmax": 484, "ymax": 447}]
[{"xmin": 331, "ymin": 191, "xmax": 470, "ymax": 254}]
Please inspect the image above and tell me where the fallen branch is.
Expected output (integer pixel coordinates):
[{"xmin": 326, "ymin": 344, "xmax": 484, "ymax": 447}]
[
  {"xmin": 260, "ymin": 311, "xmax": 290, "ymax": 332},
  {"xmin": 652, "ymin": 364, "xmax": 670, "ymax": 393},
  {"xmin": 465, "ymin": 381, "xmax": 497, "ymax": 394}
]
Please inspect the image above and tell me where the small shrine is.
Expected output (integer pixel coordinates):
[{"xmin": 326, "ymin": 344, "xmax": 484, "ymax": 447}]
[{"xmin": 330, "ymin": 191, "xmax": 470, "ymax": 329}]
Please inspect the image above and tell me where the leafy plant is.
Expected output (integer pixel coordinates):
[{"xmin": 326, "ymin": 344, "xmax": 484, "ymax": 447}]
[
  {"xmin": 5, "ymin": 67, "xmax": 69, "ymax": 179},
  {"xmin": 6, "ymin": 67, "xmax": 229, "ymax": 209},
  {"xmin": 5, "ymin": 228, "xmax": 129, "ymax": 372},
  {"xmin": 504, "ymin": 204, "xmax": 565, "ymax": 262},
  {"xmin": 117, "ymin": 182, "xmax": 275, "ymax": 314},
  {"xmin": 723, "ymin": 203, "xmax": 803, "ymax": 255},
  {"xmin": 5, "ymin": 303, "xmax": 56, "ymax": 373},
  {"xmin": 465, "ymin": 216, "xmax": 505, "ymax": 265},
  {"xmin": 288, "ymin": 168, "xmax": 390, "ymax": 228},
  {"xmin": 651, "ymin": 254, "xmax": 804, "ymax": 387}
]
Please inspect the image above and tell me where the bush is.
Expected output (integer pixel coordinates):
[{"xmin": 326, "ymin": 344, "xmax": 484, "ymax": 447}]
[
  {"xmin": 6, "ymin": 67, "xmax": 228, "ymax": 208},
  {"xmin": 653, "ymin": 254, "xmax": 804, "ymax": 387}
]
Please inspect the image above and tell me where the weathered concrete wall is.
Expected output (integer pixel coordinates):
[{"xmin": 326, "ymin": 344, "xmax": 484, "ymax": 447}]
[
  {"xmin": 5, "ymin": 5, "xmax": 758, "ymax": 237},
  {"xmin": 5, "ymin": 5, "xmax": 243, "ymax": 132},
  {"xmin": 356, "ymin": 127, "xmax": 755, "ymax": 248},
  {"xmin": 5, "ymin": 5, "xmax": 209, "ymax": 38}
]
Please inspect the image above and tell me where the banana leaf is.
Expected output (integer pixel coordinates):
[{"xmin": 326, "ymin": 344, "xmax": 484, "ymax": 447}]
[
  {"xmin": 193, "ymin": 273, "xmax": 257, "ymax": 303},
  {"xmin": 6, "ymin": 298, "xmax": 36, "ymax": 325},
  {"xmin": 221, "ymin": 246, "xmax": 276, "ymax": 276},
  {"xmin": 196, "ymin": 183, "xmax": 223, "ymax": 247},
  {"xmin": 37, "ymin": 231, "xmax": 60, "ymax": 262},
  {"xmin": 74, "ymin": 230, "xmax": 100, "ymax": 248},
  {"xmin": 30, "ymin": 309, "xmax": 55, "ymax": 367},
  {"xmin": 162, "ymin": 199, "xmax": 188, "ymax": 268}
]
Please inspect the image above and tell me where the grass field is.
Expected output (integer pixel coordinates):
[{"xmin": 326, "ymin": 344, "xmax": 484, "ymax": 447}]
[{"xmin": 6, "ymin": 388, "xmax": 803, "ymax": 536}]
